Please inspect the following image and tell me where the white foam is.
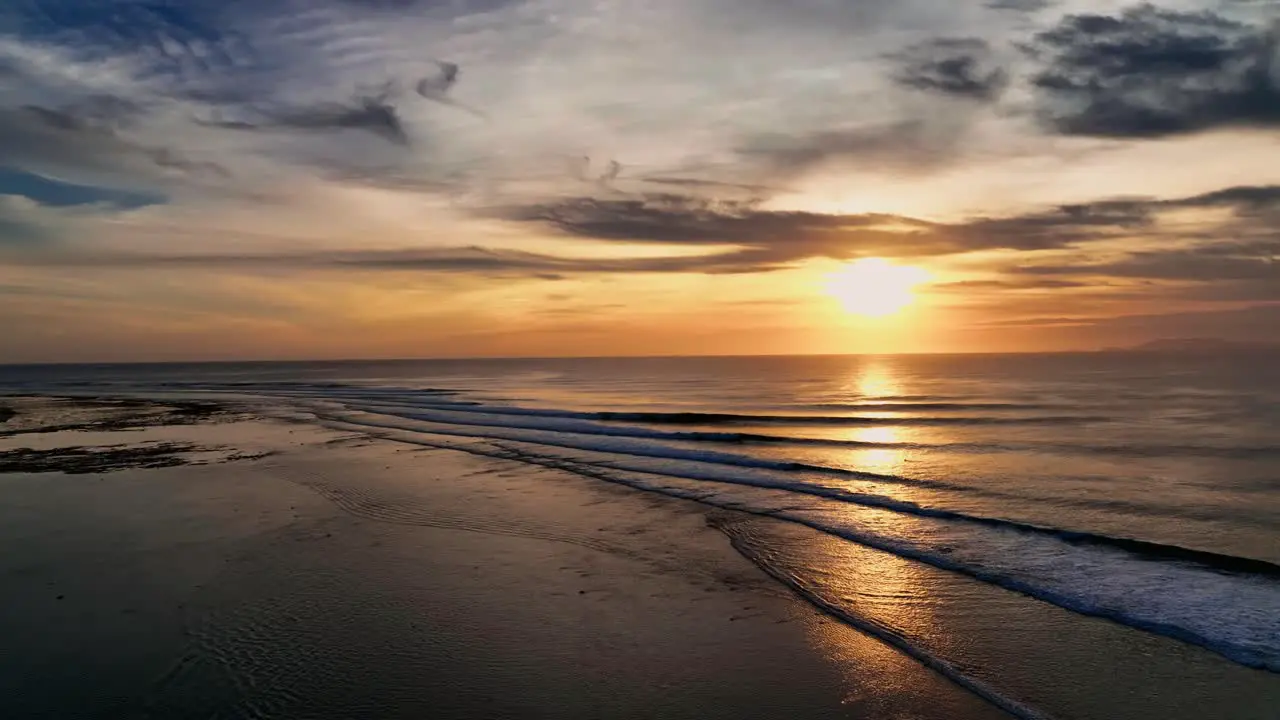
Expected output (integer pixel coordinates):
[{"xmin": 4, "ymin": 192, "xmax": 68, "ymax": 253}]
[{"xmin": 316, "ymin": 408, "xmax": 1280, "ymax": 672}]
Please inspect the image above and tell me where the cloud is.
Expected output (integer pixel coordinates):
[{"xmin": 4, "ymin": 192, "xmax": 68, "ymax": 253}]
[
  {"xmin": 1026, "ymin": 4, "xmax": 1280, "ymax": 137},
  {"xmin": 147, "ymin": 147, "xmax": 230, "ymax": 179},
  {"xmin": 638, "ymin": 177, "xmax": 780, "ymax": 195},
  {"xmin": 934, "ymin": 278, "xmax": 1093, "ymax": 292},
  {"xmin": 0, "ymin": 97, "xmax": 228, "ymax": 193},
  {"xmin": 413, "ymin": 60, "xmax": 486, "ymax": 118},
  {"xmin": 1002, "ymin": 184, "xmax": 1280, "ymax": 299},
  {"xmin": 1016, "ymin": 251, "xmax": 1278, "ymax": 282},
  {"xmin": 1075, "ymin": 304, "xmax": 1280, "ymax": 345},
  {"xmin": 492, "ymin": 191, "xmax": 1170, "ymax": 261},
  {"xmin": 0, "ymin": 194, "xmax": 55, "ymax": 245},
  {"xmin": 493, "ymin": 194, "xmax": 942, "ymax": 260},
  {"xmin": 329, "ymin": 0, "xmax": 523, "ymax": 15},
  {"xmin": 486, "ymin": 182, "xmax": 1280, "ymax": 274},
  {"xmin": 735, "ymin": 121, "xmax": 970, "ymax": 181},
  {"xmin": 891, "ymin": 38, "xmax": 1008, "ymax": 101},
  {"xmin": 196, "ymin": 59, "xmax": 483, "ymax": 146},
  {"xmin": 200, "ymin": 96, "xmax": 411, "ymax": 146},
  {"xmin": 0, "ymin": 3, "xmax": 488, "ymax": 192},
  {"xmin": 949, "ymin": 198, "xmax": 1156, "ymax": 250},
  {"xmin": 1180, "ymin": 184, "xmax": 1280, "ymax": 218},
  {"xmin": 985, "ymin": 0, "xmax": 1054, "ymax": 12},
  {"xmin": 0, "ymin": 243, "xmax": 816, "ymax": 276},
  {"xmin": 13, "ymin": 0, "xmax": 1269, "ymax": 212},
  {"xmin": 6, "ymin": 162, "xmax": 1276, "ymax": 285}
]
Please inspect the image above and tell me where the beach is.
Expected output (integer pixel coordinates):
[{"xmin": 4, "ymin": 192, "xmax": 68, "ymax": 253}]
[
  {"xmin": 0, "ymin": 395, "xmax": 1007, "ymax": 719},
  {"xmin": 3, "ymin": 351, "xmax": 1279, "ymax": 720}
]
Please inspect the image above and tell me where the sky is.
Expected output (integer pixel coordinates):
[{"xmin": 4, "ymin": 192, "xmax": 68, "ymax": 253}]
[{"xmin": 0, "ymin": 0, "xmax": 1278, "ymax": 362}]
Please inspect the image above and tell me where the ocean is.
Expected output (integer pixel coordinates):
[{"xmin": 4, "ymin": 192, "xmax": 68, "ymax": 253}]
[{"xmin": 4, "ymin": 352, "xmax": 1278, "ymax": 718}]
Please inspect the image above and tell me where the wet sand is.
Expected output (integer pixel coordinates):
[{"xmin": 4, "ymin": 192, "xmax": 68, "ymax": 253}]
[{"xmin": 0, "ymin": 397, "xmax": 1008, "ymax": 719}]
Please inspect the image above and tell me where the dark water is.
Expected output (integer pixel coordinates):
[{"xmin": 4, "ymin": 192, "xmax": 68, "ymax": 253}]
[{"xmin": 4, "ymin": 352, "xmax": 1279, "ymax": 718}]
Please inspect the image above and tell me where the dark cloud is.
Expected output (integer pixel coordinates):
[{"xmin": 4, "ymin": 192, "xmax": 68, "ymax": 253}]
[
  {"xmin": 639, "ymin": 177, "xmax": 779, "ymax": 194},
  {"xmin": 59, "ymin": 95, "xmax": 145, "ymax": 128},
  {"xmin": 488, "ymin": 183, "xmax": 1280, "ymax": 273},
  {"xmin": 986, "ymin": 0, "xmax": 1054, "ymax": 12},
  {"xmin": 1016, "ymin": 251, "xmax": 1278, "ymax": 282},
  {"xmin": 935, "ymin": 278, "xmax": 1094, "ymax": 292},
  {"xmin": 1174, "ymin": 185, "xmax": 1280, "ymax": 219},
  {"xmin": 493, "ymin": 191, "xmax": 1173, "ymax": 261},
  {"xmin": 194, "ymin": 60, "xmax": 482, "ymax": 145},
  {"xmin": 332, "ymin": 0, "xmax": 520, "ymax": 15},
  {"xmin": 950, "ymin": 199, "xmax": 1155, "ymax": 250},
  {"xmin": 891, "ymin": 38, "xmax": 1008, "ymax": 101},
  {"xmin": 147, "ymin": 148, "xmax": 230, "ymax": 179},
  {"xmin": 19, "ymin": 106, "xmax": 95, "ymax": 133},
  {"xmin": 1027, "ymin": 4, "xmax": 1280, "ymax": 137},
  {"xmin": 415, "ymin": 62, "xmax": 458, "ymax": 99},
  {"xmin": 1006, "ymin": 184, "xmax": 1279, "ymax": 296},
  {"xmin": 494, "ymin": 194, "xmax": 941, "ymax": 259},
  {"xmin": 200, "ymin": 97, "xmax": 410, "ymax": 146},
  {"xmin": 413, "ymin": 61, "xmax": 486, "ymax": 118}
]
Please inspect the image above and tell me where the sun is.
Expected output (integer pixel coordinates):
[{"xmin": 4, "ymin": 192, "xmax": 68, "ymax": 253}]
[{"xmin": 824, "ymin": 258, "xmax": 931, "ymax": 317}]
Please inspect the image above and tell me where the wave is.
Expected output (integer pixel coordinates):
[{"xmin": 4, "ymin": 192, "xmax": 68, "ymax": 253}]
[
  {"xmin": 311, "ymin": 413, "xmax": 1280, "ymax": 673},
  {"xmin": 800, "ymin": 401, "xmax": 1063, "ymax": 412},
  {"xmin": 313, "ymin": 403, "xmax": 1280, "ymax": 528},
  {"xmin": 320, "ymin": 406, "xmax": 1280, "ymax": 578},
  {"xmin": 27, "ymin": 380, "xmax": 1274, "ymax": 459},
  {"xmin": 316, "ymin": 405, "xmax": 975, "ymax": 491},
  {"xmin": 340, "ymin": 399, "xmax": 961, "ymax": 448},
  {"xmin": 335, "ymin": 398, "xmax": 1280, "ymax": 461},
  {"xmin": 442, "ymin": 403, "xmax": 1110, "ymax": 427},
  {"xmin": 710, "ymin": 517, "xmax": 1054, "ymax": 720}
]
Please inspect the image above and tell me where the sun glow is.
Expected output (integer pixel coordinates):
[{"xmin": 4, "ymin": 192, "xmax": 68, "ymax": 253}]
[{"xmin": 824, "ymin": 258, "xmax": 931, "ymax": 317}]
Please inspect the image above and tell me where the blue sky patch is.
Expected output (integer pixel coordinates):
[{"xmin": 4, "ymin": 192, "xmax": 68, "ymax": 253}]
[{"xmin": 0, "ymin": 166, "xmax": 164, "ymax": 209}]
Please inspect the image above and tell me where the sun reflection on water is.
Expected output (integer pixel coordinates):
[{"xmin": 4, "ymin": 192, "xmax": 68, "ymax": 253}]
[
  {"xmin": 849, "ymin": 426, "xmax": 909, "ymax": 475},
  {"xmin": 849, "ymin": 361, "xmax": 902, "ymax": 400},
  {"xmin": 796, "ymin": 528, "xmax": 943, "ymax": 694}
]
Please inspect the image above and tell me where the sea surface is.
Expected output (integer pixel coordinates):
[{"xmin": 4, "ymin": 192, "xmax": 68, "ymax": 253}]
[{"xmin": 4, "ymin": 352, "xmax": 1279, "ymax": 718}]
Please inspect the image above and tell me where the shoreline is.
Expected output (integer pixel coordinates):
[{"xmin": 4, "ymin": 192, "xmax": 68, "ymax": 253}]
[{"xmin": 0, "ymin": 395, "xmax": 1008, "ymax": 719}]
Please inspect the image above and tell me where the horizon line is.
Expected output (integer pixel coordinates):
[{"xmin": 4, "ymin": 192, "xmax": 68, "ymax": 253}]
[{"xmin": 5, "ymin": 346, "xmax": 1274, "ymax": 368}]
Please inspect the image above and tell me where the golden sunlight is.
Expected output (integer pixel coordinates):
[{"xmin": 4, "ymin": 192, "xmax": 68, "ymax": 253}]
[{"xmin": 824, "ymin": 258, "xmax": 931, "ymax": 317}]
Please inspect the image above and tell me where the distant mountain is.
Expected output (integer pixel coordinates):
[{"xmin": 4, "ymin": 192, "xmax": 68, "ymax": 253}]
[{"xmin": 1112, "ymin": 338, "xmax": 1280, "ymax": 353}]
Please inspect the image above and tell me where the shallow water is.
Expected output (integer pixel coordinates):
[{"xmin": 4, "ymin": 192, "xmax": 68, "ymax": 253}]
[{"xmin": 4, "ymin": 351, "xmax": 1279, "ymax": 717}]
